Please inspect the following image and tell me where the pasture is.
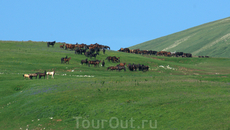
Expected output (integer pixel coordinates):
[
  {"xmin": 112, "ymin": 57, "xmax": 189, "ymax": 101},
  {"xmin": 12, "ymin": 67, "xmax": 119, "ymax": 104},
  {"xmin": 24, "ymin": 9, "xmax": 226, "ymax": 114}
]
[{"xmin": 0, "ymin": 41, "xmax": 230, "ymax": 130}]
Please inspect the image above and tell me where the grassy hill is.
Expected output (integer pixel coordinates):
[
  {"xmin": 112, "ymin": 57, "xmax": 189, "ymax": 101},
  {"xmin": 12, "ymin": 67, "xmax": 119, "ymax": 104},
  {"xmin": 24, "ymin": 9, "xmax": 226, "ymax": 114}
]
[
  {"xmin": 0, "ymin": 41, "xmax": 230, "ymax": 129},
  {"xmin": 129, "ymin": 17, "xmax": 230, "ymax": 58}
]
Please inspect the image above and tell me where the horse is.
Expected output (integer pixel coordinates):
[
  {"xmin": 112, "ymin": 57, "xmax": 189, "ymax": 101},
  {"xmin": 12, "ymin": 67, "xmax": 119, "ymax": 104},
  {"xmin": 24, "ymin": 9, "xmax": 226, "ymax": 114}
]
[
  {"xmin": 60, "ymin": 44, "xmax": 64, "ymax": 49},
  {"xmin": 90, "ymin": 53, "xmax": 98, "ymax": 59},
  {"xmin": 47, "ymin": 41, "xmax": 56, "ymax": 47},
  {"xmin": 103, "ymin": 45, "xmax": 110, "ymax": 50},
  {"xmin": 38, "ymin": 71, "xmax": 46, "ymax": 79},
  {"xmin": 105, "ymin": 56, "xmax": 119, "ymax": 62},
  {"xmin": 29, "ymin": 73, "xmax": 38, "ymax": 79},
  {"xmin": 64, "ymin": 57, "xmax": 71, "ymax": 64},
  {"xmin": 46, "ymin": 70, "xmax": 55, "ymax": 79},
  {"xmin": 61, "ymin": 56, "xmax": 68, "ymax": 63},
  {"xmin": 142, "ymin": 65, "xmax": 149, "ymax": 71},
  {"xmin": 117, "ymin": 66, "xmax": 126, "ymax": 71},
  {"xmin": 23, "ymin": 74, "xmax": 31, "ymax": 79},
  {"xmin": 81, "ymin": 59, "xmax": 88, "ymax": 65},
  {"xmin": 107, "ymin": 66, "xmax": 118, "ymax": 71},
  {"xmin": 117, "ymin": 63, "xmax": 126, "ymax": 67},
  {"xmin": 88, "ymin": 60, "xmax": 101, "ymax": 67},
  {"xmin": 127, "ymin": 63, "xmax": 137, "ymax": 71},
  {"xmin": 102, "ymin": 60, "xmax": 105, "ymax": 67}
]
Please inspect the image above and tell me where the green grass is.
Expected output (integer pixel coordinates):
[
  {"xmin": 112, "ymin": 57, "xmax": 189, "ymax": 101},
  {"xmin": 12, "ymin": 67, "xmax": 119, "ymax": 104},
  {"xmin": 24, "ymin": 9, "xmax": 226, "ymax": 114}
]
[
  {"xmin": 129, "ymin": 17, "xmax": 230, "ymax": 58},
  {"xmin": 0, "ymin": 41, "xmax": 230, "ymax": 129}
]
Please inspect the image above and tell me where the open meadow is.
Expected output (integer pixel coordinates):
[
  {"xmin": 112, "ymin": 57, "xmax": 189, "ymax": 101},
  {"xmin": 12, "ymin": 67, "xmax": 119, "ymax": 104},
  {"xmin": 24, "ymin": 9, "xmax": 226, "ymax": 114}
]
[{"xmin": 0, "ymin": 41, "xmax": 230, "ymax": 130}]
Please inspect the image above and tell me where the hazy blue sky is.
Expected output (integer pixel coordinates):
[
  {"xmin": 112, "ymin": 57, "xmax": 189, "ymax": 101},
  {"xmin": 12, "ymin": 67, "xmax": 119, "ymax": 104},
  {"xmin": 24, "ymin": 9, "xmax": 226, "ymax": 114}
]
[{"xmin": 0, "ymin": 0, "xmax": 229, "ymax": 50}]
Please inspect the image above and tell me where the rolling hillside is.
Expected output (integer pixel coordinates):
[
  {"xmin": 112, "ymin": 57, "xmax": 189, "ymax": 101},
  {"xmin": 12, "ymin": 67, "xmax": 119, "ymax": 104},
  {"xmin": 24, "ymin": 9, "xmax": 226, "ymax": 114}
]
[
  {"xmin": 1, "ymin": 41, "xmax": 230, "ymax": 129},
  {"xmin": 129, "ymin": 17, "xmax": 230, "ymax": 58}
]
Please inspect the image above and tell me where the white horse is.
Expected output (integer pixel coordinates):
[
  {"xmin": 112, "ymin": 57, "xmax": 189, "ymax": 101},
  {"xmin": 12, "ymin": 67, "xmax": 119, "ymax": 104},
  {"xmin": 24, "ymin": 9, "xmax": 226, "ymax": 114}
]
[
  {"xmin": 23, "ymin": 74, "xmax": 31, "ymax": 79},
  {"xmin": 46, "ymin": 70, "xmax": 55, "ymax": 79}
]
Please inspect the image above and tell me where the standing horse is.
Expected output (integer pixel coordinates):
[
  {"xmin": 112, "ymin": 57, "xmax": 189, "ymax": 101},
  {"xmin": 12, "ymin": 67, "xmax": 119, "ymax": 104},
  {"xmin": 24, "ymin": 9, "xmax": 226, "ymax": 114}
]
[
  {"xmin": 46, "ymin": 70, "xmax": 55, "ymax": 79},
  {"xmin": 102, "ymin": 60, "xmax": 105, "ymax": 67},
  {"xmin": 47, "ymin": 41, "xmax": 56, "ymax": 47},
  {"xmin": 61, "ymin": 56, "xmax": 68, "ymax": 63},
  {"xmin": 81, "ymin": 59, "xmax": 88, "ymax": 65},
  {"xmin": 29, "ymin": 73, "xmax": 38, "ymax": 79},
  {"xmin": 64, "ymin": 57, "xmax": 71, "ymax": 64},
  {"xmin": 38, "ymin": 71, "xmax": 46, "ymax": 79},
  {"xmin": 23, "ymin": 74, "xmax": 31, "ymax": 79}
]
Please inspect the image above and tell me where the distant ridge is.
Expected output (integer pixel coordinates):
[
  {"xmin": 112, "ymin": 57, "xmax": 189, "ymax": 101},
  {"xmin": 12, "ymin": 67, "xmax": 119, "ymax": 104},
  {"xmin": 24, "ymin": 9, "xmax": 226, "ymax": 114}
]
[{"xmin": 129, "ymin": 17, "xmax": 230, "ymax": 58}]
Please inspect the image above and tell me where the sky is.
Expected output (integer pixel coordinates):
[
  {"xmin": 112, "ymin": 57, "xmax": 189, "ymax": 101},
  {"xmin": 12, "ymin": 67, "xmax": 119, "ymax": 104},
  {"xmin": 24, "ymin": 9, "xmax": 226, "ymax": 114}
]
[{"xmin": 0, "ymin": 0, "xmax": 229, "ymax": 50}]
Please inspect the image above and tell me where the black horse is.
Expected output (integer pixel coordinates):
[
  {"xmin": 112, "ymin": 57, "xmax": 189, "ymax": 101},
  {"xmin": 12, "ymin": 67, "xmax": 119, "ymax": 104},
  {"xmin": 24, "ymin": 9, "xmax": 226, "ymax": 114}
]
[
  {"xmin": 102, "ymin": 60, "xmax": 105, "ymax": 67},
  {"xmin": 47, "ymin": 41, "xmax": 56, "ymax": 47},
  {"xmin": 81, "ymin": 59, "xmax": 88, "ymax": 65},
  {"xmin": 90, "ymin": 53, "xmax": 98, "ymax": 59}
]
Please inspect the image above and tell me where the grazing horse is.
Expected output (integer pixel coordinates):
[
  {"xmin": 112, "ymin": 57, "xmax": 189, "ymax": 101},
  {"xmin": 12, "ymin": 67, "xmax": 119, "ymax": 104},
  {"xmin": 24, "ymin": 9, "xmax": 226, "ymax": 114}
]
[
  {"xmin": 29, "ymin": 73, "xmax": 38, "ymax": 79},
  {"xmin": 47, "ymin": 41, "xmax": 56, "ymax": 47},
  {"xmin": 88, "ymin": 60, "xmax": 101, "ymax": 67},
  {"xmin": 117, "ymin": 66, "xmax": 126, "ymax": 71},
  {"xmin": 38, "ymin": 71, "xmax": 46, "ymax": 79},
  {"xmin": 81, "ymin": 59, "xmax": 88, "ymax": 65},
  {"xmin": 105, "ymin": 56, "xmax": 120, "ymax": 62},
  {"xmin": 64, "ymin": 57, "xmax": 71, "ymax": 64},
  {"xmin": 46, "ymin": 70, "xmax": 55, "ymax": 79},
  {"xmin": 107, "ymin": 66, "xmax": 118, "ymax": 71},
  {"xmin": 127, "ymin": 63, "xmax": 137, "ymax": 71},
  {"xmin": 117, "ymin": 63, "xmax": 126, "ymax": 67},
  {"xmin": 60, "ymin": 44, "xmax": 64, "ymax": 49},
  {"xmin": 90, "ymin": 53, "xmax": 98, "ymax": 59},
  {"xmin": 23, "ymin": 74, "xmax": 31, "ymax": 79}
]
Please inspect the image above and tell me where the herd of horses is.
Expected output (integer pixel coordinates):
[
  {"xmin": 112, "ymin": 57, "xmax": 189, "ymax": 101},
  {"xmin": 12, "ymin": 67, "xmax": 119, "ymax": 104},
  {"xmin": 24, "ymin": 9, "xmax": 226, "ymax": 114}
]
[
  {"xmin": 118, "ymin": 48, "xmax": 210, "ymax": 58},
  {"xmin": 107, "ymin": 63, "xmax": 149, "ymax": 72},
  {"xmin": 22, "ymin": 40, "xmax": 211, "ymax": 79},
  {"xmin": 118, "ymin": 48, "xmax": 194, "ymax": 57},
  {"xmin": 23, "ymin": 70, "xmax": 55, "ymax": 79}
]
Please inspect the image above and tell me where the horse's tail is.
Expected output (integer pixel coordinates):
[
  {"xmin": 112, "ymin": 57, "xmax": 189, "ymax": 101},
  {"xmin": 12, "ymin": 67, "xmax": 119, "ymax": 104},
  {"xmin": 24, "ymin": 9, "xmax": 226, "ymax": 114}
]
[{"xmin": 23, "ymin": 75, "xmax": 24, "ymax": 77}]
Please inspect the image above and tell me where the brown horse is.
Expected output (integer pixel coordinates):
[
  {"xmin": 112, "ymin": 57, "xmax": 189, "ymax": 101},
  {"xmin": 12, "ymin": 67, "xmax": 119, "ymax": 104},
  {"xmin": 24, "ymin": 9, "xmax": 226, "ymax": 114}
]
[
  {"xmin": 60, "ymin": 44, "xmax": 64, "ymax": 49},
  {"xmin": 107, "ymin": 66, "xmax": 118, "ymax": 71},
  {"xmin": 88, "ymin": 60, "xmax": 101, "ymax": 67},
  {"xmin": 64, "ymin": 57, "xmax": 71, "ymax": 64},
  {"xmin": 38, "ymin": 71, "xmax": 46, "ymax": 79},
  {"xmin": 117, "ymin": 63, "xmax": 126, "ymax": 67}
]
